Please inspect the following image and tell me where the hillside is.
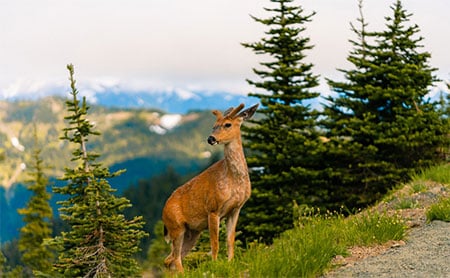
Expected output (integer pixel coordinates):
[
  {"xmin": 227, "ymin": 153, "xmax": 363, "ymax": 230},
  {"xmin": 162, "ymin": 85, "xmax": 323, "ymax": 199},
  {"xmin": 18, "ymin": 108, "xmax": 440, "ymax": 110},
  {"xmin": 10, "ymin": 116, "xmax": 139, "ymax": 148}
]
[
  {"xmin": 0, "ymin": 96, "xmax": 230, "ymax": 243},
  {"xmin": 0, "ymin": 96, "xmax": 221, "ymax": 188}
]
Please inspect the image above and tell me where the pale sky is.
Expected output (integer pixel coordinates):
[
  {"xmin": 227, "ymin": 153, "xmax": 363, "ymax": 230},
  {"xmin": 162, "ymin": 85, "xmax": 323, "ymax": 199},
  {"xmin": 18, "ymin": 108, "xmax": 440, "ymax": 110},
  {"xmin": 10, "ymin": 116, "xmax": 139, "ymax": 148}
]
[{"xmin": 1, "ymin": 0, "xmax": 449, "ymax": 98}]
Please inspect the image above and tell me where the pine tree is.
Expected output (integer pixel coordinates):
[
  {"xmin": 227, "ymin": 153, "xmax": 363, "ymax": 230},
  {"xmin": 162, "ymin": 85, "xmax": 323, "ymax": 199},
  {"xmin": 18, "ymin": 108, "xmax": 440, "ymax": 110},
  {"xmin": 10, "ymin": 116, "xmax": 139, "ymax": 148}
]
[
  {"xmin": 323, "ymin": 0, "xmax": 449, "ymax": 208},
  {"xmin": 17, "ymin": 126, "xmax": 54, "ymax": 275},
  {"xmin": 52, "ymin": 64, "xmax": 147, "ymax": 277},
  {"xmin": 240, "ymin": 0, "xmax": 323, "ymax": 243}
]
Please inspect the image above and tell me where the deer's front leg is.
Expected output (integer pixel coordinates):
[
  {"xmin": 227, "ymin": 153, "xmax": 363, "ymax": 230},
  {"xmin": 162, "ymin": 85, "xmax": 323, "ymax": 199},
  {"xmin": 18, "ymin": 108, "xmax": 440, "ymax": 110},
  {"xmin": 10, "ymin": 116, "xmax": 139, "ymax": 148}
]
[
  {"xmin": 208, "ymin": 212, "xmax": 220, "ymax": 260},
  {"xmin": 226, "ymin": 208, "xmax": 240, "ymax": 260}
]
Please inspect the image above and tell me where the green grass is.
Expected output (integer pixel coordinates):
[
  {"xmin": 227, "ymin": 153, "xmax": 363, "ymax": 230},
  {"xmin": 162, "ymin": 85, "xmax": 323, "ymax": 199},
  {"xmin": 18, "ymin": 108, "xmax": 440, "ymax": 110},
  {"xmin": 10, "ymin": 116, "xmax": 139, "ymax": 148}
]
[
  {"xmin": 412, "ymin": 163, "xmax": 450, "ymax": 185},
  {"xmin": 415, "ymin": 164, "xmax": 450, "ymax": 222},
  {"xmin": 179, "ymin": 210, "xmax": 406, "ymax": 278},
  {"xmin": 426, "ymin": 197, "xmax": 450, "ymax": 222},
  {"xmin": 394, "ymin": 198, "xmax": 420, "ymax": 209},
  {"xmin": 345, "ymin": 212, "xmax": 406, "ymax": 246},
  {"xmin": 409, "ymin": 183, "xmax": 427, "ymax": 194}
]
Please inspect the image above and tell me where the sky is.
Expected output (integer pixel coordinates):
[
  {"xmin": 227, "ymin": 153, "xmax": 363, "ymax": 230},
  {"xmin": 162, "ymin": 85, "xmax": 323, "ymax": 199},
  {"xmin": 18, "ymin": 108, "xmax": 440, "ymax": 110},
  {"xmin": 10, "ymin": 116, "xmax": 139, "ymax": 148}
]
[{"xmin": 1, "ymin": 0, "xmax": 449, "ymax": 98}]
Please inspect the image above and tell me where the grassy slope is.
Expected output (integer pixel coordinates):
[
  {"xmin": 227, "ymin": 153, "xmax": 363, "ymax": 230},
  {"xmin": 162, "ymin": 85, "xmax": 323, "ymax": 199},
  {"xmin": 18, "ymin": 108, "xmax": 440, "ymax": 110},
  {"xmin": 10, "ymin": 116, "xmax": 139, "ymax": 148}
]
[{"xmin": 161, "ymin": 163, "xmax": 450, "ymax": 277}]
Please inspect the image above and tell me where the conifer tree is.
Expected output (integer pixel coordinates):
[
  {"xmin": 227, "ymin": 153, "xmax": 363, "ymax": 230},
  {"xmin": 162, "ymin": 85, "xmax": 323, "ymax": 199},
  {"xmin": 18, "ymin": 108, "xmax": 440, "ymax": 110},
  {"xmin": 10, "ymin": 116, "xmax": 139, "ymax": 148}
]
[
  {"xmin": 17, "ymin": 126, "xmax": 54, "ymax": 275},
  {"xmin": 52, "ymin": 64, "xmax": 147, "ymax": 277},
  {"xmin": 240, "ymin": 0, "xmax": 323, "ymax": 242},
  {"xmin": 323, "ymin": 0, "xmax": 449, "ymax": 207}
]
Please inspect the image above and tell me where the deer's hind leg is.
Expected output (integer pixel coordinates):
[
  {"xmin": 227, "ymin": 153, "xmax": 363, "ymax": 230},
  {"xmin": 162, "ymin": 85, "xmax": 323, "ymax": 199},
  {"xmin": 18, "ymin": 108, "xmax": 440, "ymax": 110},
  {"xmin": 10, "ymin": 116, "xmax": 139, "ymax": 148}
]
[
  {"xmin": 181, "ymin": 229, "xmax": 201, "ymax": 259},
  {"xmin": 164, "ymin": 227, "xmax": 185, "ymax": 272}
]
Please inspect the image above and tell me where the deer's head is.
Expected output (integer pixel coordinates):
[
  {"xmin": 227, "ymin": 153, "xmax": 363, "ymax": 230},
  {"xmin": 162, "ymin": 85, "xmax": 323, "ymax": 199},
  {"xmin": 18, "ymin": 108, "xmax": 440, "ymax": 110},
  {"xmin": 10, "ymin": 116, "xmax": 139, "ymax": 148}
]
[{"xmin": 207, "ymin": 103, "xmax": 258, "ymax": 145}]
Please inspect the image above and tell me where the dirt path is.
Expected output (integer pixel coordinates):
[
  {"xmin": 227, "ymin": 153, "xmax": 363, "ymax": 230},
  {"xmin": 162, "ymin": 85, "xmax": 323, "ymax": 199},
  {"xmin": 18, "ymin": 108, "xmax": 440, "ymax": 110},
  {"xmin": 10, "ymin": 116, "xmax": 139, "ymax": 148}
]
[
  {"xmin": 327, "ymin": 220, "xmax": 450, "ymax": 277},
  {"xmin": 325, "ymin": 178, "xmax": 450, "ymax": 278}
]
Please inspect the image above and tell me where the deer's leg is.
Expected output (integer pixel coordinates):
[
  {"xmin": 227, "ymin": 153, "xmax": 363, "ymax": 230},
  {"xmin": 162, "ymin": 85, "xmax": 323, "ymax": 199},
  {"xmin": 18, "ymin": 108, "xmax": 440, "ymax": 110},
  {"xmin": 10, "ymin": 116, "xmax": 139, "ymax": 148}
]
[
  {"xmin": 172, "ymin": 233, "xmax": 184, "ymax": 272},
  {"xmin": 181, "ymin": 229, "xmax": 201, "ymax": 259},
  {"xmin": 164, "ymin": 229, "xmax": 185, "ymax": 272},
  {"xmin": 208, "ymin": 212, "xmax": 220, "ymax": 260},
  {"xmin": 164, "ymin": 242, "xmax": 174, "ymax": 267},
  {"xmin": 226, "ymin": 208, "xmax": 241, "ymax": 261}
]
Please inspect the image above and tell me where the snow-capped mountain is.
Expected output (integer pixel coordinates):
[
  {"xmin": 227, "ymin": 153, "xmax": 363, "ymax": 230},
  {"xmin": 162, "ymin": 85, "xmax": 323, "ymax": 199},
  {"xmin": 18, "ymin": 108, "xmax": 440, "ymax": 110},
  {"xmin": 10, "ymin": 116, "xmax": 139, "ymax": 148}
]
[
  {"xmin": 0, "ymin": 80, "xmax": 260, "ymax": 114},
  {"xmin": 92, "ymin": 90, "xmax": 259, "ymax": 114}
]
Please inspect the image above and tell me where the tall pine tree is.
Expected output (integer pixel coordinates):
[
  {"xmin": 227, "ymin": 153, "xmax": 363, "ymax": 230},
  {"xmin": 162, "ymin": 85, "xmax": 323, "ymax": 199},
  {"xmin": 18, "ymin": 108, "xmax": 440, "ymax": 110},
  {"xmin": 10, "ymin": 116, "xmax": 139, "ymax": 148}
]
[
  {"xmin": 17, "ymin": 126, "xmax": 54, "ymax": 275},
  {"xmin": 52, "ymin": 64, "xmax": 147, "ymax": 277},
  {"xmin": 323, "ymin": 0, "xmax": 449, "ymax": 208},
  {"xmin": 240, "ymin": 0, "xmax": 323, "ymax": 243}
]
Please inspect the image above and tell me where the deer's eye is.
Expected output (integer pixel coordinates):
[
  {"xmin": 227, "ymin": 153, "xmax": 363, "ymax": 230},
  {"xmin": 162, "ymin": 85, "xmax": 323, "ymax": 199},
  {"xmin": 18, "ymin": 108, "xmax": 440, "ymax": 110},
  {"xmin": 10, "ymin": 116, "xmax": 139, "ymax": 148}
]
[{"xmin": 224, "ymin": 123, "xmax": 232, "ymax": 128}]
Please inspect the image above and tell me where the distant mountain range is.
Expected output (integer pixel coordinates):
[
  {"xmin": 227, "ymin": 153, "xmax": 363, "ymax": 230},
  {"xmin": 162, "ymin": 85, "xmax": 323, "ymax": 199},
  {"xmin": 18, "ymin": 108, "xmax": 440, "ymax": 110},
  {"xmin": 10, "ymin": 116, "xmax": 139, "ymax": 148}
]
[
  {"xmin": 1, "ymin": 81, "xmax": 260, "ymax": 114},
  {"xmin": 93, "ymin": 90, "xmax": 260, "ymax": 114}
]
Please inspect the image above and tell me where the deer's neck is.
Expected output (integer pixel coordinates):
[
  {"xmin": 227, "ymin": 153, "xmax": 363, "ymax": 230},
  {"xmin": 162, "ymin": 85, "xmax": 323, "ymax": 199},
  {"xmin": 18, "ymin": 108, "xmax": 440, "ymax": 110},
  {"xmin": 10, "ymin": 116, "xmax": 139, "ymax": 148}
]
[{"xmin": 223, "ymin": 138, "xmax": 248, "ymax": 179}]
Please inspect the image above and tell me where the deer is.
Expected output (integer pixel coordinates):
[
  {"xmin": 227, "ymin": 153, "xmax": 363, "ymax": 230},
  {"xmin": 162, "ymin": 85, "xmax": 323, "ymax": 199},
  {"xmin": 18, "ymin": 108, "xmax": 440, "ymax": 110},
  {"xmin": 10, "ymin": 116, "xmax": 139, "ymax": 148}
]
[{"xmin": 162, "ymin": 103, "xmax": 258, "ymax": 272}]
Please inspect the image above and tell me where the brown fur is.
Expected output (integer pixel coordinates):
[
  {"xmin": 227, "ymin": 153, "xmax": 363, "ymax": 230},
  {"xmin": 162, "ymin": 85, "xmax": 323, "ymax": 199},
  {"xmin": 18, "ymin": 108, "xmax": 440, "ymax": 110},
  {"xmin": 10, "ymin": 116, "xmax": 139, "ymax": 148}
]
[{"xmin": 162, "ymin": 103, "xmax": 258, "ymax": 272}]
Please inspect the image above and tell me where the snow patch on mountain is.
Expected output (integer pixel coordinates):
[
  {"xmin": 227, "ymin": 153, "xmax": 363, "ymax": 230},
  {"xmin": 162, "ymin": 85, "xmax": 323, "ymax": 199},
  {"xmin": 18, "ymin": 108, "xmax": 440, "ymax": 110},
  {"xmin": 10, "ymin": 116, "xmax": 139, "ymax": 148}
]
[
  {"xmin": 160, "ymin": 114, "xmax": 182, "ymax": 129},
  {"xmin": 149, "ymin": 114, "xmax": 182, "ymax": 135},
  {"xmin": 149, "ymin": 125, "xmax": 167, "ymax": 135},
  {"xmin": 11, "ymin": 137, "xmax": 25, "ymax": 152}
]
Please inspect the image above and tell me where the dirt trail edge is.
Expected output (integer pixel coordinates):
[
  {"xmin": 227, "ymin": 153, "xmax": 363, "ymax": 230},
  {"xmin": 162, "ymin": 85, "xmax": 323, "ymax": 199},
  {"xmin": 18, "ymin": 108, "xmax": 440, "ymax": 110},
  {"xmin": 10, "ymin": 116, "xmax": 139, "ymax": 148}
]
[{"xmin": 326, "ymin": 220, "xmax": 450, "ymax": 278}]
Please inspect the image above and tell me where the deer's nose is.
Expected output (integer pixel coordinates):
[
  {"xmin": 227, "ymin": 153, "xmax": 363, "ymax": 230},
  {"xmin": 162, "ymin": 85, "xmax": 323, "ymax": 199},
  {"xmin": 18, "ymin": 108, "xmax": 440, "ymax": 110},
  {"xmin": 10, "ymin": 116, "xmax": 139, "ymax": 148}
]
[{"xmin": 207, "ymin": 136, "xmax": 218, "ymax": 145}]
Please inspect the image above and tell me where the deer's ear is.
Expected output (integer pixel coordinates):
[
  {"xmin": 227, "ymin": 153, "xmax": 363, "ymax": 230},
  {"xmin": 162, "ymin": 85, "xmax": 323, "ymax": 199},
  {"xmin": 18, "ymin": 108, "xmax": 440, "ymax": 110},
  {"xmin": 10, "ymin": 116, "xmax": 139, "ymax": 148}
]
[
  {"xmin": 237, "ymin": 104, "xmax": 259, "ymax": 121},
  {"xmin": 212, "ymin": 110, "xmax": 223, "ymax": 119}
]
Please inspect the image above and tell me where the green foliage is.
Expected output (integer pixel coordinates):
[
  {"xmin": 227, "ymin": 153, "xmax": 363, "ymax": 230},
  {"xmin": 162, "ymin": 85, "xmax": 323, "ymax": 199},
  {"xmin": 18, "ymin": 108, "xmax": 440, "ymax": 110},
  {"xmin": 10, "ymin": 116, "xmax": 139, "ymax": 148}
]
[
  {"xmin": 0, "ymin": 251, "xmax": 23, "ymax": 278},
  {"xmin": 322, "ymin": 0, "xmax": 449, "ymax": 209},
  {"xmin": 51, "ymin": 64, "xmax": 147, "ymax": 277},
  {"xmin": 241, "ymin": 0, "xmax": 324, "ymax": 243},
  {"xmin": 17, "ymin": 126, "xmax": 54, "ymax": 275},
  {"xmin": 0, "ymin": 241, "xmax": 23, "ymax": 277},
  {"xmin": 426, "ymin": 197, "xmax": 450, "ymax": 222}
]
